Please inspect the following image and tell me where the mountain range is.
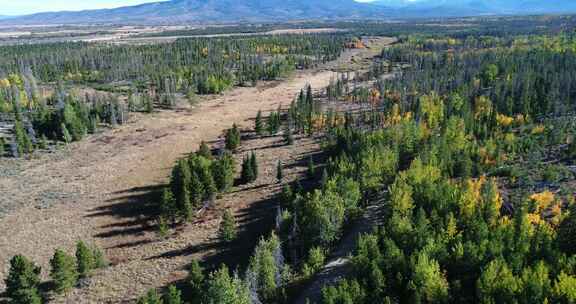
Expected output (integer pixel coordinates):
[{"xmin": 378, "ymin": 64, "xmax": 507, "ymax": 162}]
[{"xmin": 3, "ymin": 0, "xmax": 576, "ymax": 25}]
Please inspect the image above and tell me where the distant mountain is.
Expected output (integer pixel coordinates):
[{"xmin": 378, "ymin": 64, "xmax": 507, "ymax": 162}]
[
  {"xmin": 3, "ymin": 0, "xmax": 576, "ymax": 26},
  {"xmin": 0, "ymin": 0, "xmax": 388, "ymax": 25},
  {"xmin": 375, "ymin": 0, "xmax": 576, "ymax": 16}
]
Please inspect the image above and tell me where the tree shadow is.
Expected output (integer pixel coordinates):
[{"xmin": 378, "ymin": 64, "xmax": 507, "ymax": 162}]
[
  {"xmin": 85, "ymin": 183, "xmax": 167, "ymax": 239},
  {"xmin": 146, "ymin": 194, "xmax": 278, "ymax": 274}
]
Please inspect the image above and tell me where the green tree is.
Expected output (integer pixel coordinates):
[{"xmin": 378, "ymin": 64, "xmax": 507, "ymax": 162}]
[
  {"xmin": 302, "ymin": 247, "xmax": 326, "ymax": 278},
  {"xmin": 307, "ymin": 156, "xmax": 316, "ymax": 178},
  {"xmin": 164, "ymin": 285, "xmax": 182, "ymax": 304},
  {"xmin": 213, "ymin": 152, "xmax": 235, "ymax": 193},
  {"xmin": 219, "ymin": 210, "xmax": 237, "ymax": 242},
  {"xmin": 76, "ymin": 241, "xmax": 95, "ymax": 278},
  {"xmin": 137, "ymin": 289, "xmax": 163, "ymax": 304},
  {"xmin": 477, "ymin": 259, "xmax": 520, "ymax": 304},
  {"xmin": 14, "ymin": 120, "xmax": 33, "ymax": 155},
  {"xmin": 5, "ymin": 255, "xmax": 42, "ymax": 304},
  {"xmin": 225, "ymin": 124, "xmax": 241, "ymax": 151},
  {"xmin": 255, "ymin": 110, "xmax": 264, "ymax": 136},
  {"xmin": 241, "ymin": 155, "xmax": 255, "ymax": 184},
  {"xmin": 50, "ymin": 249, "xmax": 78, "ymax": 294},
  {"xmin": 250, "ymin": 152, "xmax": 258, "ymax": 181},
  {"xmin": 188, "ymin": 259, "xmax": 205, "ymax": 300},
  {"xmin": 411, "ymin": 251, "xmax": 449, "ymax": 303},
  {"xmin": 276, "ymin": 160, "xmax": 284, "ymax": 183},
  {"xmin": 197, "ymin": 141, "xmax": 212, "ymax": 159},
  {"xmin": 204, "ymin": 265, "xmax": 251, "ymax": 304}
]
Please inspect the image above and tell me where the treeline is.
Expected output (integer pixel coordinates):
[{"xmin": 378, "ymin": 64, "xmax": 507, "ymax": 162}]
[
  {"xmin": 0, "ymin": 77, "xmax": 132, "ymax": 157},
  {"xmin": 5, "ymin": 241, "xmax": 106, "ymax": 304},
  {"xmin": 0, "ymin": 34, "xmax": 350, "ymax": 95}
]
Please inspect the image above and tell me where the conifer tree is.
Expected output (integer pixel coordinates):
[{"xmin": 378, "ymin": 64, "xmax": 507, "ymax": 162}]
[
  {"xmin": 219, "ymin": 210, "xmax": 237, "ymax": 242},
  {"xmin": 14, "ymin": 119, "xmax": 33, "ymax": 155},
  {"xmin": 277, "ymin": 160, "xmax": 284, "ymax": 183},
  {"xmin": 255, "ymin": 110, "xmax": 264, "ymax": 136},
  {"xmin": 160, "ymin": 188, "xmax": 177, "ymax": 220},
  {"xmin": 137, "ymin": 289, "xmax": 163, "ymax": 304},
  {"xmin": 164, "ymin": 285, "xmax": 183, "ymax": 304},
  {"xmin": 5, "ymin": 255, "xmax": 42, "ymax": 304},
  {"xmin": 250, "ymin": 152, "xmax": 258, "ymax": 181},
  {"xmin": 225, "ymin": 124, "xmax": 241, "ymax": 151},
  {"xmin": 188, "ymin": 259, "xmax": 205, "ymax": 300},
  {"xmin": 307, "ymin": 156, "xmax": 316, "ymax": 178},
  {"xmin": 197, "ymin": 141, "xmax": 212, "ymax": 159},
  {"xmin": 50, "ymin": 249, "xmax": 78, "ymax": 294},
  {"xmin": 241, "ymin": 155, "xmax": 255, "ymax": 184},
  {"xmin": 284, "ymin": 126, "xmax": 294, "ymax": 145},
  {"xmin": 76, "ymin": 241, "xmax": 94, "ymax": 278},
  {"xmin": 213, "ymin": 152, "xmax": 235, "ymax": 193}
]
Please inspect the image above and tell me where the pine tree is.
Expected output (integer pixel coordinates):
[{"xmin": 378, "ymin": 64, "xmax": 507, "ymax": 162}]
[
  {"xmin": 277, "ymin": 160, "xmax": 284, "ymax": 183},
  {"xmin": 197, "ymin": 141, "xmax": 212, "ymax": 159},
  {"xmin": 50, "ymin": 249, "xmax": 78, "ymax": 294},
  {"xmin": 255, "ymin": 110, "xmax": 264, "ymax": 136},
  {"xmin": 5, "ymin": 255, "xmax": 42, "ymax": 304},
  {"xmin": 241, "ymin": 155, "xmax": 255, "ymax": 184},
  {"xmin": 225, "ymin": 124, "xmax": 241, "ymax": 151},
  {"xmin": 219, "ymin": 210, "xmax": 237, "ymax": 242},
  {"xmin": 160, "ymin": 188, "xmax": 177, "ymax": 219},
  {"xmin": 250, "ymin": 152, "xmax": 258, "ymax": 181},
  {"xmin": 61, "ymin": 122, "xmax": 72, "ymax": 144},
  {"xmin": 14, "ymin": 119, "xmax": 33, "ymax": 155},
  {"xmin": 164, "ymin": 285, "xmax": 183, "ymax": 304},
  {"xmin": 137, "ymin": 289, "xmax": 163, "ymax": 304},
  {"xmin": 76, "ymin": 241, "xmax": 94, "ymax": 278},
  {"xmin": 307, "ymin": 156, "xmax": 316, "ymax": 178},
  {"xmin": 213, "ymin": 152, "xmax": 235, "ymax": 193},
  {"xmin": 284, "ymin": 126, "xmax": 294, "ymax": 145},
  {"xmin": 188, "ymin": 259, "xmax": 205, "ymax": 300}
]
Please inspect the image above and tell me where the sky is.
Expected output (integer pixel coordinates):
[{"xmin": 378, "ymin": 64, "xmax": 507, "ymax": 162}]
[{"xmin": 1, "ymin": 0, "xmax": 167, "ymax": 15}]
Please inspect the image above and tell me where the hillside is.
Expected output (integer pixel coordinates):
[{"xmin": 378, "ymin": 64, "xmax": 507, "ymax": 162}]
[{"xmin": 0, "ymin": 0, "xmax": 388, "ymax": 25}]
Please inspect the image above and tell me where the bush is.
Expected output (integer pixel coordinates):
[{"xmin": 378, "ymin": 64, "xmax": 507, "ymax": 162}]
[{"xmin": 188, "ymin": 259, "xmax": 205, "ymax": 299}]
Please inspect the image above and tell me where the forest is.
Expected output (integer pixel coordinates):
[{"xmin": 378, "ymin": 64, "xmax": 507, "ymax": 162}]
[
  {"xmin": 2, "ymin": 15, "xmax": 576, "ymax": 304},
  {"xmin": 0, "ymin": 33, "xmax": 350, "ymax": 157}
]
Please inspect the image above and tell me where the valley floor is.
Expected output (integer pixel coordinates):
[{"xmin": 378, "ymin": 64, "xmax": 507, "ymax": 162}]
[{"xmin": 0, "ymin": 37, "xmax": 395, "ymax": 303}]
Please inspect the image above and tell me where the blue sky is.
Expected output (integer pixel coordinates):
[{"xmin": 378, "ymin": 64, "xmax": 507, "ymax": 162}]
[{"xmin": 1, "ymin": 0, "xmax": 167, "ymax": 15}]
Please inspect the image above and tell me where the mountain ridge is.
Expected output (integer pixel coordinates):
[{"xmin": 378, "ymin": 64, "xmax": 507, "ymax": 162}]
[{"xmin": 3, "ymin": 0, "xmax": 576, "ymax": 25}]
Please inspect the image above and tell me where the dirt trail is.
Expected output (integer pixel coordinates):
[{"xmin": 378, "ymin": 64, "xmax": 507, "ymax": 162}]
[{"xmin": 0, "ymin": 37, "xmax": 395, "ymax": 303}]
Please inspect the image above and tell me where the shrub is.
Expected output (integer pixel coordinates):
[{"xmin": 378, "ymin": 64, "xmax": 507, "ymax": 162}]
[{"xmin": 219, "ymin": 210, "xmax": 237, "ymax": 242}]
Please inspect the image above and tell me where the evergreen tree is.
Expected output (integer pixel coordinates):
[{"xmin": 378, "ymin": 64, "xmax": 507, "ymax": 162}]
[
  {"xmin": 219, "ymin": 210, "xmax": 237, "ymax": 242},
  {"xmin": 14, "ymin": 119, "xmax": 33, "ymax": 155},
  {"xmin": 276, "ymin": 160, "xmax": 284, "ymax": 183},
  {"xmin": 225, "ymin": 124, "xmax": 241, "ymax": 151},
  {"xmin": 5, "ymin": 255, "xmax": 42, "ymax": 304},
  {"xmin": 241, "ymin": 155, "xmax": 255, "ymax": 184},
  {"xmin": 159, "ymin": 188, "xmax": 177, "ymax": 220},
  {"xmin": 188, "ymin": 259, "xmax": 205, "ymax": 300},
  {"xmin": 213, "ymin": 152, "xmax": 235, "ymax": 193},
  {"xmin": 255, "ymin": 110, "xmax": 264, "ymax": 136},
  {"xmin": 164, "ymin": 285, "xmax": 183, "ymax": 304},
  {"xmin": 284, "ymin": 126, "xmax": 294, "ymax": 145},
  {"xmin": 137, "ymin": 289, "xmax": 163, "ymax": 304},
  {"xmin": 307, "ymin": 156, "xmax": 316, "ymax": 178},
  {"xmin": 204, "ymin": 265, "xmax": 251, "ymax": 304},
  {"xmin": 197, "ymin": 141, "xmax": 213, "ymax": 159},
  {"xmin": 50, "ymin": 249, "xmax": 78, "ymax": 294},
  {"xmin": 250, "ymin": 152, "xmax": 258, "ymax": 181},
  {"xmin": 76, "ymin": 241, "xmax": 95, "ymax": 278}
]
